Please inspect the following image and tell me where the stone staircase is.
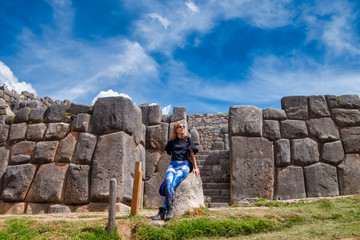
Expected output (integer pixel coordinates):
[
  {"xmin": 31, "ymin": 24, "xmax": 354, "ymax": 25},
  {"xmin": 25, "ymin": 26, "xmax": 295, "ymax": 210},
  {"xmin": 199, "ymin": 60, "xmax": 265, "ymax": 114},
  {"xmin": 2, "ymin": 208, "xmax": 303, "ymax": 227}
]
[{"xmin": 196, "ymin": 150, "xmax": 230, "ymax": 208}]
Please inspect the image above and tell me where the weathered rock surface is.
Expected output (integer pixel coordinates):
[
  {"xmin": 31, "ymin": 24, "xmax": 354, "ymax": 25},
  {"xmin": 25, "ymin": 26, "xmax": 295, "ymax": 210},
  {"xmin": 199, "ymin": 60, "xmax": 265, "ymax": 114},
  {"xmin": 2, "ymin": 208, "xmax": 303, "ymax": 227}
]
[
  {"xmin": 229, "ymin": 106, "xmax": 262, "ymax": 137},
  {"xmin": 26, "ymin": 163, "xmax": 68, "ymax": 203},
  {"xmin": 0, "ymin": 202, "xmax": 26, "ymax": 214},
  {"xmin": 72, "ymin": 113, "xmax": 91, "ymax": 132},
  {"xmin": 44, "ymin": 104, "xmax": 68, "ymax": 123},
  {"xmin": 10, "ymin": 141, "xmax": 36, "ymax": 164},
  {"xmin": 190, "ymin": 127, "xmax": 200, "ymax": 145},
  {"xmin": 306, "ymin": 118, "xmax": 339, "ymax": 142},
  {"xmin": 64, "ymin": 164, "xmax": 90, "ymax": 204},
  {"xmin": 73, "ymin": 133, "xmax": 97, "ymax": 164},
  {"xmin": 263, "ymin": 120, "xmax": 280, "ymax": 141},
  {"xmin": 338, "ymin": 154, "xmax": 360, "ymax": 195},
  {"xmin": 171, "ymin": 107, "xmax": 187, "ymax": 122},
  {"xmin": 340, "ymin": 127, "xmax": 360, "ymax": 153},
  {"xmin": 304, "ymin": 162, "xmax": 339, "ymax": 197},
  {"xmin": 337, "ymin": 95, "xmax": 360, "ymax": 109},
  {"xmin": 69, "ymin": 103, "xmax": 92, "ymax": 115},
  {"xmin": 331, "ymin": 108, "xmax": 360, "ymax": 127},
  {"xmin": 1, "ymin": 164, "xmax": 36, "ymax": 201},
  {"xmin": 230, "ymin": 137, "xmax": 273, "ymax": 203},
  {"xmin": 148, "ymin": 105, "xmax": 162, "ymax": 126},
  {"xmin": 0, "ymin": 147, "xmax": 9, "ymax": 175},
  {"xmin": 262, "ymin": 108, "xmax": 287, "ymax": 120},
  {"xmin": 26, "ymin": 203, "xmax": 49, "ymax": 214},
  {"xmin": 274, "ymin": 139, "xmax": 290, "ymax": 167},
  {"xmin": 146, "ymin": 123, "xmax": 169, "ymax": 150},
  {"xmin": 26, "ymin": 123, "xmax": 47, "ymax": 141},
  {"xmin": 33, "ymin": 141, "xmax": 59, "ymax": 164},
  {"xmin": 308, "ymin": 95, "xmax": 330, "ymax": 118},
  {"xmin": 55, "ymin": 132, "xmax": 77, "ymax": 163},
  {"xmin": 281, "ymin": 96, "xmax": 308, "ymax": 120},
  {"xmin": 13, "ymin": 107, "xmax": 31, "ymax": 123},
  {"xmin": 29, "ymin": 107, "xmax": 47, "ymax": 123},
  {"xmin": 274, "ymin": 166, "xmax": 306, "ymax": 200},
  {"xmin": 291, "ymin": 138, "xmax": 319, "ymax": 166},
  {"xmin": 321, "ymin": 141, "xmax": 345, "ymax": 165},
  {"xmin": 44, "ymin": 123, "xmax": 70, "ymax": 140},
  {"xmin": 280, "ymin": 120, "xmax": 308, "ymax": 139},
  {"xmin": 0, "ymin": 124, "xmax": 9, "ymax": 144},
  {"xmin": 173, "ymin": 173, "xmax": 205, "ymax": 216},
  {"xmin": 48, "ymin": 204, "xmax": 72, "ymax": 213},
  {"xmin": 8, "ymin": 123, "xmax": 27, "ymax": 143}
]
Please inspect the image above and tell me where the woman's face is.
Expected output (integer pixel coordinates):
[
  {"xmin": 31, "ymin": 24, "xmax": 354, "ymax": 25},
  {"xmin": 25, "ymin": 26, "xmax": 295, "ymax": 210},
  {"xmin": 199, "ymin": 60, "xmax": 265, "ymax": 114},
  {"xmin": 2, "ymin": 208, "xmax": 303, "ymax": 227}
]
[{"xmin": 176, "ymin": 124, "xmax": 185, "ymax": 135}]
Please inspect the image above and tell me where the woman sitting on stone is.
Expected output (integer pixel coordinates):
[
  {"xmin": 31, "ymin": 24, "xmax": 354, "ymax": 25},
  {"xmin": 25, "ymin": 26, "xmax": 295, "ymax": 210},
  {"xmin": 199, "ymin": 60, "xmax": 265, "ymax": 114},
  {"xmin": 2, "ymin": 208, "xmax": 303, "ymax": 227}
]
[{"xmin": 152, "ymin": 121, "xmax": 199, "ymax": 220}]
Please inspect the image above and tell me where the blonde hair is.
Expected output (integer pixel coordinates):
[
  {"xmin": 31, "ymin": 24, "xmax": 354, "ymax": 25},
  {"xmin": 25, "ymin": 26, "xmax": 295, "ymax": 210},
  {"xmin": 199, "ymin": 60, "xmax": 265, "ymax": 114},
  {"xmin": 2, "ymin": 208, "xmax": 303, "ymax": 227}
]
[{"xmin": 170, "ymin": 121, "xmax": 187, "ymax": 141}]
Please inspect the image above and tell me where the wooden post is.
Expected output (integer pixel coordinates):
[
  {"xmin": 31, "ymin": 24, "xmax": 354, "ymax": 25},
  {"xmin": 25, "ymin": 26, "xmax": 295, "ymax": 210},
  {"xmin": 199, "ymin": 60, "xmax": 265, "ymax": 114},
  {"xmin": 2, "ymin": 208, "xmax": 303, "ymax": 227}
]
[
  {"xmin": 131, "ymin": 161, "xmax": 143, "ymax": 216},
  {"xmin": 107, "ymin": 178, "xmax": 117, "ymax": 234}
]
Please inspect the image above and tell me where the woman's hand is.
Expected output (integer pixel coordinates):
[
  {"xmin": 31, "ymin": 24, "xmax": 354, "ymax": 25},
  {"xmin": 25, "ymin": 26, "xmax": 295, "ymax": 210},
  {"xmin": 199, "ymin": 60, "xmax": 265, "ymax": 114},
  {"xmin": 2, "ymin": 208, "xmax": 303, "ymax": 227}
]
[{"xmin": 194, "ymin": 168, "xmax": 200, "ymax": 178}]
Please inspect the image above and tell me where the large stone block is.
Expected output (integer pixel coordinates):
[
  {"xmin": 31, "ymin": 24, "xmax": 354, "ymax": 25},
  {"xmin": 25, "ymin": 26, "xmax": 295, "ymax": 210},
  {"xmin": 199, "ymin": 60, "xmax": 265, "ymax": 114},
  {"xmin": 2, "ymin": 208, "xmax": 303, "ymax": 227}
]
[
  {"xmin": 26, "ymin": 123, "xmax": 47, "ymax": 141},
  {"xmin": 281, "ymin": 96, "xmax": 308, "ymax": 120},
  {"xmin": 26, "ymin": 203, "xmax": 50, "ymax": 214},
  {"xmin": 0, "ymin": 147, "xmax": 10, "ymax": 194},
  {"xmin": 55, "ymin": 132, "xmax": 78, "ymax": 163},
  {"xmin": 32, "ymin": 141, "xmax": 59, "ymax": 164},
  {"xmin": 29, "ymin": 107, "xmax": 47, "ymax": 123},
  {"xmin": 263, "ymin": 120, "xmax": 280, "ymax": 141},
  {"xmin": 325, "ymin": 95, "xmax": 339, "ymax": 108},
  {"xmin": 74, "ymin": 133, "xmax": 97, "ymax": 165},
  {"xmin": 291, "ymin": 138, "xmax": 319, "ymax": 166},
  {"xmin": 64, "ymin": 164, "xmax": 90, "ymax": 204},
  {"xmin": 139, "ymin": 103, "xmax": 149, "ymax": 125},
  {"xmin": 338, "ymin": 154, "xmax": 360, "ymax": 195},
  {"xmin": 69, "ymin": 103, "xmax": 92, "ymax": 115},
  {"xmin": 10, "ymin": 141, "xmax": 36, "ymax": 165},
  {"xmin": 304, "ymin": 162, "xmax": 339, "ymax": 197},
  {"xmin": 148, "ymin": 104, "xmax": 162, "ymax": 126},
  {"xmin": 262, "ymin": 108, "xmax": 287, "ymax": 120},
  {"xmin": 26, "ymin": 163, "xmax": 68, "ymax": 203},
  {"xmin": 1, "ymin": 164, "xmax": 36, "ymax": 201},
  {"xmin": 72, "ymin": 113, "xmax": 91, "ymax": 132},
  {"xmin": 13, "ymin": 107, "xmax": 31, "ymax": 123},
  {"xmin": 280, "ymin": 120, "xmax": 308, "ymax": 139},
  {"xmin": 340, "ymin": 127, "xmax": 360, "ymax": 153},
  {"xmin": 0, "ymin": 202, "xmax": 26, "ymax": 214},
  {"xmin": 44, "ymin": 123, "xmax": 70, "ymax": 140},
  {"xmin": 308, "ymin": 95, "xmax": 330, "ymax": 118},
  {"xmin": 0, "ymin": 124, "xmax": 9, "ymax": 144},
  {"xmin": 331, "ymin": 109, "xmax": 360, "ymax": 127},
  {"xmin": 44, "ymin": 104, "xmax": 68, "ymax": 123},
  {"xmin": 146, "ymin": 123, "xmax": 169, "ymax": 150},
  {"xmin": 190, "ymin": 127, "xmax": 200, "ymax": 145},
  {"xmin": 230, "ymin": 137, "xmax": 274, "ymax": 203},
  {"xmin": 145, "ymin": 150, "xmax": 167, "ymax": 180},
  {"xmin": 90, "ymin": 97, "xmax": 142, "ymax": 137},
  {"xmin": 274, "ymin": 139, "xmax": 290, "ymax": 167},
  {"xmin": 173, "ymin": 173, "xmax": 205, "ymax": 216},
  {"xmin": 91, "ymin": 131, "xmax": 137, "ymax": 202},
  {"xmin": 229, "ymin": 106, "xmax": 262, "ymax": 137},
  {"xmin": 274, "ymin": 166, "xmax": 306, "ymax": 200},
  {"xmin": 321, "ymin": 141, "xmax": 345, "ymax": 165},
  {"xmin": 27, "ymin": 100, "xmax": 43, "ymax": 108},
  {"xmin": 144, "ymin": 173, "xmax": 164, "ymax": 208},
  {"xmin": 8, "ymin": 123, "xmax": 27, "ymax": 143},
  {"xmin": 171, "ymin": 107, "xmax": 187, "ymax": 122},
  {"xmin": 337, "ymin": 95, "xmax": 360, "ymax": 109},
  {"xmin": 306, "ymin": 118, "xmax": 339, "ymax": 142}
]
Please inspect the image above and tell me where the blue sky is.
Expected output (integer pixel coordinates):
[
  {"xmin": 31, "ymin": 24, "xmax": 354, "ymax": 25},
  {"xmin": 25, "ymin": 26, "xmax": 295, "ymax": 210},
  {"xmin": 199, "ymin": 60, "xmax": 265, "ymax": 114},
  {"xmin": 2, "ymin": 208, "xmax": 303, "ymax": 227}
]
[{"xmin": 1, "ymin": 0, "xmax": 360, "ymax": 114}]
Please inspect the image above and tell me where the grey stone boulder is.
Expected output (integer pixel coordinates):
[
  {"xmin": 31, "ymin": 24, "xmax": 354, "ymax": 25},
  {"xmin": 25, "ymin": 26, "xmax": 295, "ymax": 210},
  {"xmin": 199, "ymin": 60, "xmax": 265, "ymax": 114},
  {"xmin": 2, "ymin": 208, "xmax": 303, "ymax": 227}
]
[
  {"xmin": 212, "ymin": 141, "xmax": 224, "ymax": 150},
  {"xmin": 338, "ymin": 154, "xmax": 360, "ymax": 195},
  {"xmin": 73, "ymin": 133, "xmax": 97, "ymax": 165},
  {"xmin": 146, "ymin": 123, "xmax": 169, "ymax": 150},
  {"xmin": 8, "ymin": 123, "xmax": 27, "ymax": 143},
  {"xmin": 308, "ymin": 95, "xmax": 330, "ymax": 118},
  {"xmin": 90, "ymin": 97, "xmax": 142, "ymax": 137},
  {"xmin": 29, "ymin": 107, "xmax": 47, "ymax": 123},
  {"xmin": 190, "ymin": 127, "xmax": 200, "ymax": 145},
  {"xmin": 64, "ymin": 164, "xmax": 90, "ymax": 204},
  {"xmin": 26, "ymin": 203, "xmax": 50, "ymax": 214},
  {"xmin": 44, "ymin": 123, "xmax": 70, "ymax": 140},
  {"xmin": 171, "ymin": 107, "xmax": 187, "ymax": 122},
  {"xmin": 26, "ymin": 123, "xmax": 47, "ymax": 141},
  {"xmin": 139, "ymin": 103, "xmax": 149, "ymax": 125},
  {"xmin": 27, "ymin": 100, "xmax": 43, "ymax": 109},
  {"xmin": 69, "ymin": 103, "xmax": 92, "ymax": 115},
  {"xmin": 262, "ymin": 108, "xmax": 287, "ymax": 120},
  {"xmin": 144, "ymin": 173, "xmax": 164, "ymax": 208},
  {"xmin": 26, "ymin": 163, "xmax": 68, "ymax": 203},
  {"xmin": 263, "ymin": 120, "xmax": 280, "ymax": 141},
  {"xmin": 337, "ymin": 95, "xmax": 360, "ymax": 109},
  {"xmin": 13, "ymin": 107, "xmax": 31, "ymax": 123},
  {"xmin": 304, "ymin": 162, "xmax": 339, "ymax": 197},
  {"xmin": 0, "ymin": 147, "xmax": 9, "ymax": 192},
  {"xmin": 91, "ymin": 131, "xmax": 137, "ymax": 202},
  {"xmin": 306, "ymin": 118, "xmax": 339, "ymax": 142},
  {"xmin": 10, "ymin": 141, "xmax": 36, "ymax": 165},
  {"xmin": 291, "ymin": 138, "xmax": 319, "ymax": 166},
  {"xmin": 274, "ymin": 139, "xmax": 290, "ymax": 167},
  {"xmin": 0, "ymin": 115, "xmax": 7, "ymax": 124},
  {"xmin": 331, "ymin": 109, "xmax": 360, "ymax": 127},
  {"xmin": 32, "ymin": 141, "xmax": 59, "ymax": 164},
  {"xmin": 229, "ymin": 106, "xmax": 262, "ymax": 137},
  {"xmin": 72, "ymin": 113, "xmax": 91, "ymax": 132},
  {"xmin": 321, "ymin": 141, "xmax": 345, "ymax": 165},
  {"xmin": 280, "ymin": 120, "xmax": 308, "ymax": 139},
  {"xmin": 173, "ymin": 173, "xmax": 205, "ymax": 216},
  {"xmin": 274, "ymin": 166, "xmax": 306, "ymax": 200},
  {"xmin": 281, "ymin": 96, "xmax": 308, "ymax": 120},
  {"xmin": 1, "ymin": 164, "xmax": 36, "ymax": 201},
  {"xmin": 325, "ymin": 95, "xmax": 339, "ymax": 108},
  {"xmin": 340, "ymin": 127, "xmax": 360, "ymax": 153},
  {"xmin": 44, "ymin": 104, "xmax": 68, "ymax": 123},
  {"xmin": 230, "ymin": 137, "xmax": 274, "ymax": 203},
  {"xmin": 145, "ymin": 150, "xmax": 162, "ymax": 180},
  {"xmin": 148, "ymin": 104, "xmax": 162, "ymax": 126},
  {"xmin": 55, "ymin": 132, "xmax": 78, "ymax": 163},
  {"xmin": 0, "ymin": 124, "xmax": 9, "ymax": 144},
  {"xmin": 48, "ymin": 204, "xmax": 72, "ymax": 214}
]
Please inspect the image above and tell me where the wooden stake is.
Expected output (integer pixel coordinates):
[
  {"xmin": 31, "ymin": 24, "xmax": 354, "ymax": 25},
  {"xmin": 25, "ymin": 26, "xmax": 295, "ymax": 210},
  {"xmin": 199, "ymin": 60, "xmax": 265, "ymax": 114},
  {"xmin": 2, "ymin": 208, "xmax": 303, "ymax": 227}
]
[
  {"xmin": 107, "ymin": 178, "xmax": 117, "ymax": 234},
  {"xmin": 131, "ymin": 161, "xmax": 143, "ymax": 216}
]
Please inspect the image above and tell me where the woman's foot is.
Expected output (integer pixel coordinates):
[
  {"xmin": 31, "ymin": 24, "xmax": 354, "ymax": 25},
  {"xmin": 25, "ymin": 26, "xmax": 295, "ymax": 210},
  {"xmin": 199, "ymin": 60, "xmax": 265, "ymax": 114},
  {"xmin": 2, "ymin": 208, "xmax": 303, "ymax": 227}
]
[
  {"xmin": 165, "ymin": 205, "xmax": 174, "ymax": 220},
  {"xmin": 152, "ymin": 207, "xmax": 166, "ymax": 220}
]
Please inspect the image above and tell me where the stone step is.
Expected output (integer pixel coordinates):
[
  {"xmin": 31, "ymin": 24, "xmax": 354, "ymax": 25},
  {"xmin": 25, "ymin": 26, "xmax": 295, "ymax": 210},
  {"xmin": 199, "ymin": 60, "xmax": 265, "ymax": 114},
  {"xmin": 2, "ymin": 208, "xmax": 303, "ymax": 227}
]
[
  {"xmin": 202, "ymin": 183, "xmax": 230, "ymax": 189},
  {"xmin": 208, "ymin": 196, "xmax": 230, "ymax": 203},
  {"xmin": 207, "ymin": 202, "xmax": 230, "ymax": 208},
  {"xmin": 203, "ymin": 189, "xmax": 230, "ymax": 196},
  {"xmin": 201, "ymin": 176, "xmax": 230, "ymax": 183},
  {"xmin": 197, "ymin": 150, "xmax": 229, "ymax": 156}
]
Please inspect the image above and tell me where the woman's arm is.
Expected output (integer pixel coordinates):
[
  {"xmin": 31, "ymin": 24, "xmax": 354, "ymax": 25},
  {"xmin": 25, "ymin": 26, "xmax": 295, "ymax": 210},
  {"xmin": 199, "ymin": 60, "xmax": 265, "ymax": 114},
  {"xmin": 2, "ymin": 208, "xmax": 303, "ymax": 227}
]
[{"xmin": 190, "ymin": 150, "xmax": 200, "ymax": 178}]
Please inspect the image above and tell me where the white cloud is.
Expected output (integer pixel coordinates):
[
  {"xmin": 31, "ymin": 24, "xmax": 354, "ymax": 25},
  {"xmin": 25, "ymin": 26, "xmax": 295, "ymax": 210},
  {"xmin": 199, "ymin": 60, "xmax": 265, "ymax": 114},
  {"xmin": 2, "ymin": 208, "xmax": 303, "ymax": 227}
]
[
  {"xmin": 149, "ymin": 103, "xmax": 158, "ymax": 106},
  {"xmin": 186, "ymin": 1, "xmax": 199, "ymax": 13},
  {"xmin": 149, "ymin": 13, "xmax": 171, "ymax": 29},
  {"xmin": 91, "ymin": 89, "xmax": 132, "ymax": 105},
  {"xmin": 0, "ymin": 61, "xmax": 37, "ymax": 94},
  {"xmin": 162, "ymin": 104, "xmax": 172, "ymax": 115}
]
